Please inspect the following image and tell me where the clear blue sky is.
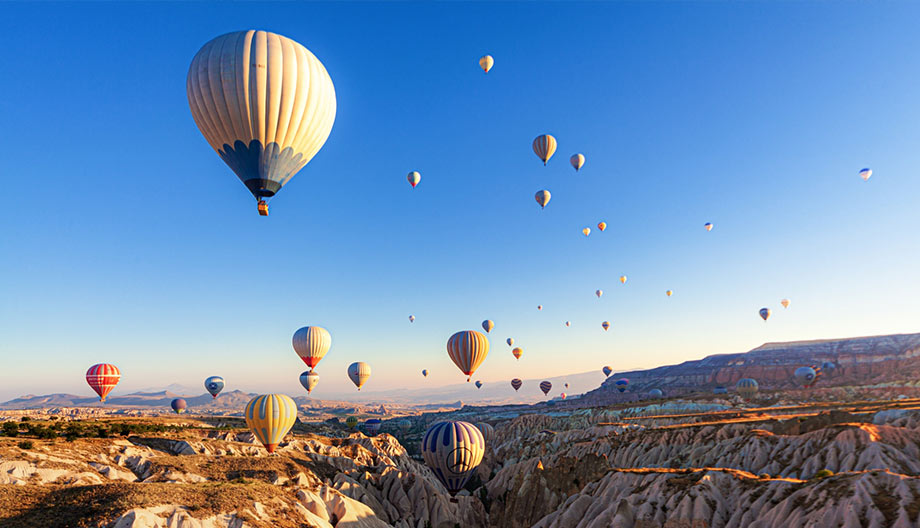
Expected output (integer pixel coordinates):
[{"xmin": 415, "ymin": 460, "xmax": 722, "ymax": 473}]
[{"xmin": 2, "ymin": 2, "xmax": 920, "ymax": 402}]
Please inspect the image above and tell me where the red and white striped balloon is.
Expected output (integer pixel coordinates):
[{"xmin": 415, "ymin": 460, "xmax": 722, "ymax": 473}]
[
  {"xmin": 86, "ymin": 363, "xmax": 120, "ymax": 402},
  {"xmin": 447, "ymin": 330, "xmax": 489, "ymax": 382}
]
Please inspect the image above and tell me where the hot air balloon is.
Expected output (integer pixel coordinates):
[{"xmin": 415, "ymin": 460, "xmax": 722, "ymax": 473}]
[
  {"xmin": 532, "ymin": 135, "xmax": 557, "ymax": 165},
  {"xmin": 794, "ymin": 366, "xmax": 817, "ymax": 387},
  {"xmin": 602, "ymin": 321, "xmax": 610, "ymax": 331},
  {"xmin": 570, "ymin": 153, "xmax": 585, "ymax": 171},
  {"xmin": 596, "ymin": 289, "xmax": 603, "ymax": 298},
  {"xmin": 859, "ymin": 168, "xmax": 872, "ymax": 181},
  {"xmin": 648, "ymin": 389, "xmax": 663, "ymax": 399},
  {"xmin": 299, "ymin": 370, "xmax": 320, "ymax": 394},
  {"xmin": 506, "ymin": 338, "xmax": 514, "ymax": 347},
  {"xmin": 615, "ymin": 378, "xmax": 629, "ymax": 393},
  {"xmin": 539, "ymin": 381, "xmax": 552, "ymax": 395},
  {"xmin": 564, "ymin": 321, "xmax": 571, "ymax": 327},
  {"xmin": 781, "ymin": 299, "xmax": 790, "ymax": 309},
  {"xmin": 560, "ymin": 392, "xmax": 567, "ymax": 400},
  {"xmin": 204, "ymin": 376, "xmax": 225, "ymax": 399},
  {"xmin": 597, "ymin": 222, "xmax": 607, "ymax": 232},
  {"xmin": 536, "ymin": 460, "xmax": 545, "ymax": 470},
  {"xmin": 704, "ymin": 222, "xmax": 713, "ymax": 232},
  {"xmin": 187, "ymin": 30, "xmax": 337, "ymax": 216},
  {"xmin": 409, "ymin": 315, "xmax": 415, "ymax": 323},
  {"xmin": 582, "ymin": 227, "xmax": 591, "ymax": 237},
  {"xmin": 620, "ymin": 276, "xmax": 627, "ymax": 284},
  {"xmin": 476, "ymin": 422, "xmax": 495, "ymax": 444},
  {"xmin": 736, "ymin": 378, "xmax": 759, "ymax": 398},
  {"xmin": 364, "ymin": 418, "xmax": 382, "ymax": 435},
  {"xmin": 475, "ymin": 380, "xmax": 483, "ymax": 389},
  {"xmin": 511, "ymin": 378, "xmax": 522, "ymax": 391},
  {"xmin": 399, "ymin": 419, "xmax": 412, "ymax": 432},
  {"xmin": 564, "ymin": 383, "xmax": 569, "ymax": 389},
  {"xmin": 348, "ymin": 362, "xmax": 371, "ymax": 390},
  {"xmin": 86, "ymin": 364, "xmax": 120, "ymax": 402},
  {"xmin": 512, "ymin": 347, "xmax": 523, "ymax": 360},
  {"xmin": 244, "ymin": 394, "xmax": 298, "ymax": 453},
  {"xmin": 666, "ymin": 290, "xmax": 673, "ymax": 297},
  {"xmin": 422, "ymin": 369, "xmax": 429, "ymax": 377},
  {"xmin": 482, "ymin": 320, "xmax": 494, "ymax": 333},
  {"xmin": 345, "ymin": 416, "xmax": 358, "ymax": 429},
  {"xmin": 407, "ymin": 171, "xmax": 421, "ymax": 188},
  {"xmin": 535, "ymin": 190, "xmax": 551, "ymax": 209},
  {"xmin": 602, "ymin": 366, "xmax": 613, "ymax": 377},
  {"xmin": 479, "ymin": 55, "xmax": 494, "ymax": 73},
  {"xmin": 821, "ymin": 361, "xmax": 837, "ymax": 374},
  {"xmin": 421, "ymin": 421, "xmax": 485, "ymax": 496},
  {"xmin": 537, "ymin": 305, "xmax": 543, "ymax": 311},
  {"xmin": 447, "ymin": 330, "xmax": 489, "ymax": 381},
  {"xmin": 293, "ymin": 326, "xmax": 331, "ymax": 371},
  {"xmin": 759, "ymin": 308, "xmax": 771, "ymax": 321},
  {"xmin": 171, "ymin": 398, "xmax": 187, "ymax": 414}
]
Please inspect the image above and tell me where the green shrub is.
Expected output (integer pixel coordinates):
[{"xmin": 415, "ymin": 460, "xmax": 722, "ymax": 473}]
[
  {"xmin": 1, "ymin": 422, "xmax": 19, "ymax": 437},
  {"xmin": 814, "ymin": 469, "xmax": 834, "ymax": 479},
  {"xmin": 17, "ymin": 441, "xmax": 33, "ymax": 450}
]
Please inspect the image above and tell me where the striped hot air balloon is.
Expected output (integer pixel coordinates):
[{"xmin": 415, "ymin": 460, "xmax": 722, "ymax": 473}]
[
  {"xmin": 648, "ymin": 389, "xmax": 663, "ymax": 399},
  {"xmin": 244, "ymin": 394, "xmax": 298, "ymax": 453},
  {"xmin": 187, "ymin": 30, "xmax": 337, "ymax": 216},
  {"xmin": 476, "ymin": 422, "xmax": 495, "ymax": 444},
  {"xmin": 602, "ymin": 366, "xmax": 613, "ymax": 377},
  {"xmin": 598, "ymin": 221, "xmax": 607, "ymax": 232},
  {"xmin": 535, "ymin": 190, "xmax": 551, "ymax": 209},
  {"xmin": 512, "ymin": 347, "xmax": 523, "ymax": 360},
  {"xmin": 421, "ymin": 421, "xmax": 485, "ymax": 495},
  {"xmin": 620, "ymin": 275, "xmax": 627, "ymax": 284},
  {"xmin": 345, "ymin": 416, "xmax": 358, "ymax": 429},
  {"xmin": 482, "ymin": 320, "xmax": 494, "ymax": 333},
  {"xmin": 293, "ymin": 326, "xmax": 331, "ymax": 371},
  {"xmin": 704, "ymin": 222, "xmax": 713, "ymax": 232},
  {"xmin": 736, "ymin": 378, "xmax": 759, "ymax": 398},
  {"xmin": 364, "ymin": 418, "xmax": 382, "ymax": 435},
  {"xmin": 422, "ymin": 369, "xmax": 429, "ymax": 377},
  {"xmin": 299, "ymin": 370, "xmax": 319, "ymax": 394},
  {"xmin": 560, "ymin": 392, "xmax": 567, "ymax": 400},
  {"xmin": 582, "ymin": 227, "xmax": 591, "ymax": 237},
  {"xmin": 596, "ymin": 290, "xmax": 603, "ymax": 298},
  {"xmin": 859, "ymin": 168, "xmax": 872, "ymax": 181},
  {"xmin": 407, "ymin": 171, "xmax": 421, "ymax": 188},
  {"xmin": 86, "ymin": 364, "xmax": 120, "ymax": 402},
  {"xmin": 532, "ymin": 134, "xmax": 557, "ymax": 165},
  {"xmin": 348, "ymin": 362, "xmax": 371, "ymax": 390},
  {"xmin": 759, "ymin": 308, "xmax": 771, "ymax": 321},
  {"xmin": 506, "ymin": 338, "xmax": 514, "ymax": 347},
  {"xmin": 475, "ymin": 380, "xmax": 483, "ymax": 389},
  {"xmin": 511, "ymin": 378, "xmax": 522, "ymax": 391},
  {"xmin": 615, "ymin": 378, "xmax": 629, "ymax": 393},
  {"xmin": 479, "ymin": 55, "xmax": 494, "ymax": 73},
  {"xmin": 204, "ymin": 376, "xmax": 225, "ymax": 399},
  {"xmin": 171, "ymin": 398, "xmax": 187, "ymax": 414},
  {"xmin": 601, "ymin": 321, "xmax": 610, "ymax": 331},
  {"xmin": 539, "ymin": 381, "xmax": 552, "ymax": 395},
  {"xmin": 570, "ymin": 153, "xmax": 585, "ymax": 171},
  {"xmin": 447, "ymin": 330, "xmax": 489, "ymax": 381}
]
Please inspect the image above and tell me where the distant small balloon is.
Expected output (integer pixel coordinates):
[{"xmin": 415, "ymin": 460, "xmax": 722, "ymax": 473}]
[
  {"xmin": 615, "ymin": 378, "xmax": 629, "ymax": 393},
  {"xmin": 602, "ymin": 366, "xmax": 613, "ymax": 377},
  {"xmin": 348, "ymin": 362, "xmax": 372, "ymax": 390},
  {"xmin": 482, "ymin": 320, "xmax": 494, "ymax": 333},
  {"xmin": 204, "ymin": 376, "xmax": 224, "ymax": 399},
  {"xmin": 300, "ymin": 370, "xmax": 320, "ymax": 394},
  {"xmin": 479, "ymin": 54, "xmax": 494, "ymax": 73},
  {"xmin": 422, "ymin": 369, "xmax": 429, "ymax": 377},
  {"xmin": 759, "ymin": 308, "xmax": 771, "ymax": 321},
  {"xmin": 171, "ymin": 398, "xmax": 187, "ymax": 414},
  {"xmin": 601, "ymin": 321, "xmax": 610, "ymax": 331},
  {"xmin": 475, "ymin": 380, "xmax": 483, "ymax": 389},
  {"xmin": 859, "ymin": 168, "xmax": 872, "ymax": 181},
  {"xmin": 533, "ymin": 134, "xmax": 557, "ymax": 165},
  {"xmin": 346, "ymin": 416, "xmax": 358, "ymax": 429},
  {"xmin": 570, "ymin": 153, "xmax": 585, "ymax": 171},
  {"xmin": 364, "ymin": 418, "xmax": 382, "ymax": 435},
  {"xmin": 597, "ymin": 221, "xmax": 607, "ymax": 232},
  {"xmin": 596, "ymin": 289, "xmax": 603, "ymax": 298},
  {"xmin": 648, "ymin": 389, "xmax": 663, "ymax": 399},
  {"xmin": 736, "ymin": 378, "xmax": 759, "ymax": 398},
  {"xmin": 506, "ymin": 337, "xmax": 514, "ymax": 347},
  {"xmin": 409, "ymin": 315, "xmax": 415, "ymax": 323},
  {"xmin": 537, "ymin": 305, "xmax": 543, "ymax": 311},
  {"xmin": 564, "ymin": 321, "xmax": 571, "ymax": 327},
  {"xmin": 539, "ymin": 381, "xmax": 552, "ymax": 395},
  {"xmin": 535, "ymin": 190, "xmax": 551, "ymax": 209},
  {"xmin": 781, "ymin": 299, "xmax": 790, "ymax": 309},
  {"xmin": 511, "ymin": 378, "xmax": 523, "ymax": 391},
  {"xmin": 704, "ymin": 222, "xmax": 713, "ymax": 232},
  {"xmin": 512, "ymin": 347, "xmax": 523, "ymax": 360},
  {"xmin": 582, "ymin": 227, "xmax": 591, "ymax": 237},
  {"xmin": 666, "ymin": 290, "xmax": 673, "ymax": 297},
  {"xmin": 620, "ymin": 276, "xmax": 627, "ymax": 284},
  {"xmin": 794, "ymin": 366, "xmax": 817, "ymax": 387},
  {"xmin": 564, "ymin": 383, "xmax": 569, "ymax": 389},
  {"xmin": 560, "ymin": 392, "xmax": 567, "ymax": 400},
  {"xmin": 407, "ymin": 171, "xmax": 421, "ymax": 188}
]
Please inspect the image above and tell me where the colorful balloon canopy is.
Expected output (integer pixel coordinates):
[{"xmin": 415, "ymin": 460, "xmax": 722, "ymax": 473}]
[
  {"xmin": 407, "ymin": 171, "xmax": 421, "ymax": 188},
  {"xmin": 535, "ymin": 190, "xmax": 551, "ymax": 209},
  {"xmin": 293, "ymin": 326, "xmax": 331, "ymax": 371},
  {"xmin": 736, "ymin": 378, "xmax": 759, "ymax": 398},
  {"xmin": 666, "ymin": 290, "xmax": 673, "ymax": 297},
  {"xmin": 794, "ymin": 366, "xmax": 817, "ymax": 387},
  {"xmin": 539, "ymin": 381, "xmax": 552, "ymax": 395},
  {"xmin": 348, "ymin": 362, "xmax": 372, "ymax": 390},
  {"xmin": 615, "ymin": 378, "xmax": 629, "ymax": 393},
  {"xmin": 596, "ymin": 289, "xmax": 603, "ymax": 298},
  {"xmin": 512, "ymin": 347, "xmax": 523, "ymax": 360},
  {"xmin": 479, "ymin": 54, "xmax": 494, "ymax": 73},
  {"xmin": 704, "ymin": 222, "xmax": 713, "ymax": 231},
  {"xmin": 537, "ymin": 305, "xmax": 543, "ymax": 311},
  {"xmin": 532, "ymin": 134, "xmax": 557, "ymax": 165},
  {"xmin": 598, "ymin": 221, "xmax": 607, "ymax": 232},
  {"xmin": 244, "ymin": 394, "xmax": 298, "ymax": 453},
  {"xmin": 422, "ymin": 369, "xmax": 429, "ymax": 377},
  {"xmin": 421, "ymin": 421, "xmax": 485, "ymax": 495},
  {"xmin": 171, "ymin": 398, "xmax": 187, "ymax": 414},
  {"xmin": 475, "ymin": 380, "xmax": 483, "ymax": 389},
  {"xmin": 409, "ymin": 315, "xmax": 415, "ymax": 323},
  {"xmin": 399, "ymin": 419, "xmax": 412, "ymax": 431},
  {"xmin": 560, "ymin": 392, "xmax": 567, "ymax": 400},
  {"xmin": 300, "ymin": 370, "xmax": 319, "ymax": 394},
  {"xmin": 570, "ymin": 153, "xmax": 585, "ymax": 171},
  {"xmin": 781, "ymin": 299, "xmax": 790, "ymax": 309},
  {"xmin": 511, "ymin": 378, "xmax": 522, "ymax": 391},
  {"xmin": 447, "ymin": 330, "xmax": 490, "ymax": 381},
  {"xmin": 187, "ymin": 30, "xmax": 336, "ymax": 215},
  {"xmin": 506, "ymin": 338, "xmax": 514, "ymax": 347},
  {"xmin": 204, "ymin": 376, "xmax": 224, "ymax": 399},
  {"xmin": 364, "ymin": 418, "xmax": 382, "ymax": 435},
  {"xmin": 86, "ymin": 364, "xmax": 120, "ymax": 402},
  {"xmin": 564, "ymin": 321, "xmax": 571, "ymax": 327},
  {"xmin": 602, "ymin": 366, "xmax": 613, "ymax": 377},
  {"xmin": 648, "ymin": 389, "xmax": 663, "ymax": 399},
  {"xmin": 476, "ymin": 422, "xmax": 495, "ymax": 444},
  {"xmin": 602, "ymin": 321, "xmax": 610, "ymax": 331},
  {"xmin": 759, "ymin": 308, "xmax": 771, "ymax": 321},
  {"xmin": 345, "ymin": 416, "xmax": 358, "ymax": 429},
  {"xmin": 564, "ymin": 383, "xmax": 569, "ymax": 389},
  {"xmin": 620, "ymin": 276, "xmax": 628, "ymax": 284},
  {"xmin": 582, "ymin": 227, "xmax": 591, "ymax": 237},
  {"xmin": 482, "ymin": 320, "xmax": 494, "ymax": 333},
  {"xmin": 859, "ymin": 168, "xmax": 872, "ymax": 181}
]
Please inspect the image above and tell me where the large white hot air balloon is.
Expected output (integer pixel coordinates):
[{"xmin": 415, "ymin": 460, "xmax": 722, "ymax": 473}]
[
  {"xmin": 293, "ymin": 326, "xmax": 331, "ymax": 371},
  {"xmin": 187, "ymin": 30, "xmax": 337, "ymax": 216},
  {"xmin": 348, "ymin": 362, "xmax": 371, "ymax": 390}
]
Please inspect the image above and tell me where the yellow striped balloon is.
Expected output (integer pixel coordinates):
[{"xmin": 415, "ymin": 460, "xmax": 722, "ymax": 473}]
[
  {"xmin": 348, "ymin": 362, "xmax": 371, "ymax": 390},
  {"xmin": 479, "ymin": 55, "xmax": 494, "ymax": 73},
  {"xmin": 187, "ymin": 31, "xmax": 337, "ymax": 214},
  {"xmin": 244, "ymin": 394, "xmax": 298, "ymax": 453},
  {"xmin": 535, "ymin": 189, "xmax": 551, "ymax": 209},
  {"xmin": 447, "ymin": 330, "xmax": 489, "ymax": 381},
  {"xmin": 292, "ymin": 326, "xmax": 331, "ymax": 371},
  {"xmin": 570, "ymin": 153, "xmax": 585, "ymax": 171},
  {"xmin": 512, "ymin": 347, "xmax": 523, "ymax": 360},
  {"xmin": 532, "ymin": 134, "xmax": 557, "ymax": 165}
]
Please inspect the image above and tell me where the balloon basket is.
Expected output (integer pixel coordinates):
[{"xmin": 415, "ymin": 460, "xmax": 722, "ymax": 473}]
[{"xmin": 257, "ymin": 201, "xmax": 269, "ymax": 216}]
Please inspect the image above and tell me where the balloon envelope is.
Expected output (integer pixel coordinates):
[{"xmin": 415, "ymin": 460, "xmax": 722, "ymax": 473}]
[
  {"xmin": 512, "ymin": 347, "xmax": 523, "ymax": 360},
  {"xmin": 187, "ymin": 30, "xmax": 336, "ymax": 210},
  {"xmin": 300, "ymin": 371, "xmax": 320, "ymax": 394},
  {"xmin": 736, "ymin": 378, "xmax": 759, "ymax": 398},
  {"xmin": 348, "ymin": 362, "xmax": 372, "ymax": 390},
  {"xmin": 293, "ymin": 326, "xmax": 332, "ymax": 370},
  {"xmin": 447, "ymin": 330, "xmax": 489, "ymax": 381},
  {"xmin": 506, "ymin": 338, "xmax": 514, "ymax": 347},
  {"xmin": 620, "ymin": 276, "xmax": 627, "ymax": 284},
  {"xmin": 602, "ymin": 321, "xmax": 610, "ymax": 331},
  {"xmin": 482, "ymin": 320, "xmax": 494, "ymax": 333},
  {"xmin": 759, "ymin": 308, "xmax": 771, "ymax": 321},
  {"xmin": 596, "ymin": 289, "xmax": 603, "ymax": 298},
  {"xmin": 602, "ymin": 366, "xmax": 613, "ymax": 377},
  {"xmin": 535, "ymin": 190, "xmax": 551, "ymax": 209},
  {"xmin": 859, "ymin": 168, "xmax": 872, "ymax": 181},
  {"xmin": 245, "ymin": 394, "xmax": 298, "ymax": 453},
  {"xmin": 598, "ymin": 221, "xmax": 607, "ymax": 231},
  {"xmin": 583, "ymin": 227, "xmax": 591, "ymax": 236},
  {"xmin": 364, "ymin": 418, "xmax": 382, "ymax": 435},
  {"xmin": 648, "ymin": 389, "xmax": 663, "ymax": 399},
  {"xmin": 539, "ymin": 381, "xmax": 552, "ymax": 395},
  {"xmin": 86, "ymin": 364, "xmax": 120, "ymax": 402},
  {"xmin": 421, "ymin": 421, "xmax": 485, "ymax": 495},
  {"xmin": 479, "ymin": 55, "xmax": 494, "ymax": 73},
  {"xmin": 666, "ymin": 290, "xmax": 673, "ymax": 297},
  {"xmin": 345, "ymin": 416, "xmax": 358, "ymax": 429},
  {"xmin": 476, "ymin": 422, "xmax": 495, "ymax": 444},
  {"xmin": 171, "ymin": 398, "xmax": 187, "ymax": 414},
  {"xmin": 407, "ymin": 171, "xmax": 421, "ymax": 188},
  {"xmin": 532, "ymin": 135, "xmax": 557, "ymax": 165},
  {"xmin": 794, "ymin": 366, "xmax": 817, "ymax": 387},
  {"xmin": 704, "ymin": 222, "xmax": 713, "ymax": 231},
  {"xmin": 475, "ymin": 380, "xmax": 483, "ymax": 389},
  {"xmin": 422, "ymin": 369, "xmax": 429, "ymax": 377},
  {"xmin": 570, "ymin": 153, "xmax": 585, "ymax": 171},
  {"xmin": 204, "ymin": 376, "xmax": 225, "ymax": 398},
  {"xmin": 615, "ymin": 378, "xmax": 629, "ymax": 393},
  {"xmin": 781, "ymin": 299, "xmax": 790, "ymax": 308},
  {"xmin": 511, "ymin": 378, "xmax": 522, "ymax": 391},
  {"xmin": 409, "ymin": 315, "xmax": 415, "ymax": 323}
]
